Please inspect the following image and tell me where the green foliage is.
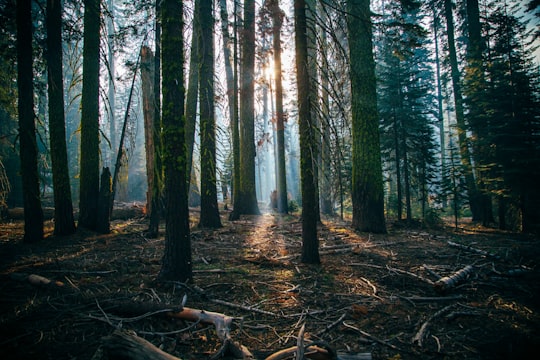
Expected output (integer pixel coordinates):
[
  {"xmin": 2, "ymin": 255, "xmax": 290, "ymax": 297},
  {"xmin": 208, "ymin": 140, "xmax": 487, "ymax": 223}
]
[
  {"xmin": 376, "ymin": 0, "xmax": 439, "ymax": 221},
  {"xmin": 287, "ymin": 199, "xmax": 299, "ymax": 213}
]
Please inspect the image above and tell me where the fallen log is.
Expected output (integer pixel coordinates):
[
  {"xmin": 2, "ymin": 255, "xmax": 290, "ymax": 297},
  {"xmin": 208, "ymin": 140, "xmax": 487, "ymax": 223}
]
[
  {"xmin": 10, "ymin": 272, "xmax": 65, "ymax": 288},
  {"xmin": 101, "ymin": 329, "xmax": 181, "ymax": 360},
  {"xmin": 434, "ymin": 265, "xmax": 475, "ymax": 293}
]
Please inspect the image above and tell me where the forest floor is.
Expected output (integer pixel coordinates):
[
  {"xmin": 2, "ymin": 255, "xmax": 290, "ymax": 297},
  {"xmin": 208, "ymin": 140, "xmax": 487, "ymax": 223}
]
[{"xmin": 0, "ymin": 205, "xmax": 539, "ymax": 360}]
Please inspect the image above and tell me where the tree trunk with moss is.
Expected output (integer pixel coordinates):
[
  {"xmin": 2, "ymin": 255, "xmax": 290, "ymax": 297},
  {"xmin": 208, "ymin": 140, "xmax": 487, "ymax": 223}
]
[
  {"xmin": 347, "ymin": 0, "xmax": 386, "ymax": 234},
  {"xmin": 47, "ymin": 0, "xmax": 76, "ymax": 236},
  {"xmin": 230, "ymin": 0, "xmax": 260, "ymax": 220},
  {"xmin": 198, "ymin": 0, "xmax": 222, "ymax": 228},
  {"xmin": 159, "ymin": 0, "xmax": 192, "ymax": 282},
  {"xmin": 295, "ymin": 0, "xmax": 320, "ymax": 264},
  {"xmin": 17, "ymin": 0, "xmax": 44, "ymax": 243},
  {"xmin": 147, "ymin": 1, "xmax": 162, "ymax": 238},
  {"xmin": 79, "ymin": 0, "xmax": 101, "ymax": 231}
]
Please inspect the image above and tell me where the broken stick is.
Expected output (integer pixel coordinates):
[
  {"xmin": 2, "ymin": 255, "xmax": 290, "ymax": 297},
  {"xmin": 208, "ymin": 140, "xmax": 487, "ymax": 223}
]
[{"xmin": 434, "ymin": 265, "xmax": 475, "ymax": 293}]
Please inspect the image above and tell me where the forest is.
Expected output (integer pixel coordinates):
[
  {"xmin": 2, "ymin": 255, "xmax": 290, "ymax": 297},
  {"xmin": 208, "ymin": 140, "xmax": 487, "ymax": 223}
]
[{"xmin": 0, "ymin": 0, "xmax": 539, "ymax": 359}]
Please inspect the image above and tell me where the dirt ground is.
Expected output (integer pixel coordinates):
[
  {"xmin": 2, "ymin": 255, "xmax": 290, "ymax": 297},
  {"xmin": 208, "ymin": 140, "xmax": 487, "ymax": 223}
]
[{"xmin": 1, "ymin": 207, "xmax": 539, "ymax": 360}]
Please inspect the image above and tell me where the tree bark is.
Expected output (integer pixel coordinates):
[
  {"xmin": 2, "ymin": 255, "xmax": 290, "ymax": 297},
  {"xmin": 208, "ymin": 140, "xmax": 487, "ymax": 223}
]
[
  {"xmin": 159, "ymin": 0, "xmax": 192, "ymax": 282},
  {"xmin": 17, "ymin": 0, "xmax": 44, "ymax": 243},
  {"xmin": 347, "ymin": 0, "xmax": 386, "ymax": 234},
  {"xmin": 198, "ymin": 0, "xmax": 222, "ymax": 228},
  {"xmin": 230, "ymin": 0, "xmax": 260, "ymax": 220},
  {"xmin": 96, "ymin": 167, "xmax": 112, "ymax": 234},
  {"xmin": 79, "ymin": 0, "xmax": 101, "ymax": 231},
  {"xmin": 269, "ymin": 0, "xmax": 288, "ymax": 214},
  {"xmin": 443, "ymin": 0, "xmax": 480, "ymax": 222},
  {"xmin": 295, "ymin": 0, "xmax": 320, "ymax": 264},
  {"xmin": 141, "ymin": 46, "xmax": 155, "ymax": 220},
  {"xmin": 46, "ymin": 0, "xmax": 76, "ymax": 236},
  {"xmin": 147, "ymin": 1, "xmax": 162, "ymax": 238},
  {"xmin": 185, "ymin": 0, "xmax": 199, "ymax": 185}
]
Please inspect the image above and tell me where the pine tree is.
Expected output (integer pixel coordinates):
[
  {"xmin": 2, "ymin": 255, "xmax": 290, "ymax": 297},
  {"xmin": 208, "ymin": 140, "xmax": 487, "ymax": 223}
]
[
  {"xmin": 230, "ymin": 0, "xmax": 260, "ymax": 219},
  {"xmin": 198, "ymin": 0, "xmax": 222, "ymax": 228},
  {"xmin": 347, "ymin": 0, "xmax": 386, "ymax": 233},
  {"xmin": 295, "ymin": 0, "xmax": 320, "ymax": 263},
  {"xmin": 46, "ymin": 0, "xmax": 76, "ymax": 236},
  {"xmin": 17, "ymin": 0, "xmax": 44, "ymax": 242},
  {"xmin": 159, "ymin": 0, "xmax": 192, "ymax": 282},
  {"xmin": 79, "ymin": 0, "xmax": 101, "ymax": 230},
  {"xmin": 484, "ymin": 4, "xmax": 540, "ymax": 232}
]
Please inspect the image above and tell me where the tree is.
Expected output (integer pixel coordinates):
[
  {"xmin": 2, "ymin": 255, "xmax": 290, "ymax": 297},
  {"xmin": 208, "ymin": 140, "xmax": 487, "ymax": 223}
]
[
  {"xmin": 230, "ymin": 0, "xmax": 260, "ymax": 220},
  {"xmin": 140, "ymin": 45, "xmax": 157, "ymax": 232},
  {"xmin": 377, "ymin": 0, "xmax": 439, "ymax": 222},
  {"xmin": 146, "ymin": 0, "xmax": 163, "ymax": 238},
  {"xmin": 185, "ymin": 0, "xmax": 199, "ymax": 184},
  {"xmin": 318, "ymin": 1, "xmax": 333, "ymax": 216},
  {"xmin": 46, "ymin": 0, "xmax": 76, "ymax": 236},
  {"xmin": 295, "ymin": 0, "xmax": 320, "ymax": 264},
  {"xmin": 265, "ymin": 0, "xmax": 288, "ymax": 214},
  {"xmin": 159, "ymin": 0, "xmax": 192, "ymax": 282},
  {"xmin": 198, "ymin": 0, "xmax": 222, "ymax": 228},
  {"xmin": 463, "ymin": 0, "xmax": 494, "ymax": 225},
  {"xmin": 347, "ymin": 0, "xmax": 386, "ymax": 233},
  {"xmin": 484, "ymin": 5, "xmax": 540, "ymax": 232},
  {"xmin": 79, "ymin": 0, "xmax": 101, "ymax": 230},
  {"xmin": 17, "ymin": 0, "xmax": 44, "ymax": 242},
  {"xmin": 443, "ymin": 0, "xmax": 481, "ymax": 222}
]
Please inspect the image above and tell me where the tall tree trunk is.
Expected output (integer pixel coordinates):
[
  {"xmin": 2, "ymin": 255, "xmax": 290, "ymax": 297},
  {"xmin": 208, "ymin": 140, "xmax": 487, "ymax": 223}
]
[
  {"xmin": 393, "ymin": 113, "xmax": 403, "ymax": 220},
  {"xmin": 443, "ymin": 0, "xmax": 480, "ymax": 221},
  {"xmin": 295, "ymin": 0, "xmax": 320, "ymax": 264},
  {"xmin": 218, "ymin": 0, "xmax": 236, "ymax": 211},
  {"xmin": 147, "ymin": 2, "xmax": 162, "ymax": 237},
  {"xmin": 79, "ymin": 0, "xmax": 101, "ymax": 230},
  {"xmin": 347, "ymin": 0, "xmax": 386, "ymax": 234},
  {"xmin": 270, "ymin": 0, "xmax": 288, "ymax": 214},
  {"xmin": 185, "ymin": 0, "xmax": 201, "ymax": 207},
  {"xmin": 17, "ymin": 0, "xmax": 44, "ymax": 242},
  {"xmin": 230, "ymin": 0, "xmax": 260, "ymax": 219},
  {"xmin": 159, "ymin": 0, "xmax": 192, "ymax": 282},
  {"xmin": 107, "ymin": 0, "xmax": 116, "ymax": 163},
  {"xmin": 230, "ymin": 0, "xmax": 241, "ymax": 216},
  {"xmin": 186, "ymin": 0, "xmax": 200, "ymax": 182},
  {"xmin": 465, "ymin": 0, "xmax": 493, "ymax": 225},
  {"xmin": 46, "ymin": 0, "xmax": 76, "ymax": 236},
  {"xmin": 199, "ymin": 0, "xmax": 222, "ymax": 228},
  {"xmin": 432, "ymin": 3, "xmax": 446, "ymax": 207},
  {"xmin": 141, "ymin": 46, "xmax": 156, "ymax": 220},
  {"xmin": 319, "ymin": 2, "xmax": 332, "ymax": 216},
  {"xmin": 306, "ymin": 0, "xmax": 320, "ymax": 220}
]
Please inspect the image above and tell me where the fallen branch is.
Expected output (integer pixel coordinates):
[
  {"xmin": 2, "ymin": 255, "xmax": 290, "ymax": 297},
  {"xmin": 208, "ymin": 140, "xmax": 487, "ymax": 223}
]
[
  {"xmin": 166, "ymin": 307, "xmax": 234, "ymax": 340},
  {"xmin": 447, "ymin": 241, "xmax": 500, "ymax": 260},
  {"xmin": 101, "ymin": 329, "xmax": 181, "ymax": 360},
  {"xmin": 412, "ymin": 304, "xmax": 456, "ymax": 347},
  {"xmin": 10, "ymin": 273, "xmax": 65, "ymax": 288},
  {"xmin": 210, "ymin": 298, "xmax": 279, "ymax": 317},
  {"xmin": 434, "ymin": 265, "xmax": 475, "ymax": 293},
  {"xmin": 342, "ymin": 321, "xmax": 400, "ymax": 351},
  {"xmin": 316, "ymin": 313, "xmax": 347, "ymax": 337},
  {"xmin": 386, "ymin": 266, "xmax": 435, "ymax": 285},
  {"xmin": 399, "ymin": 295, "xmax": 463, "ymax": 302},
  {"xmin": 265, "ymin": 341, "xmax": 336, "ymax": 360}
]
